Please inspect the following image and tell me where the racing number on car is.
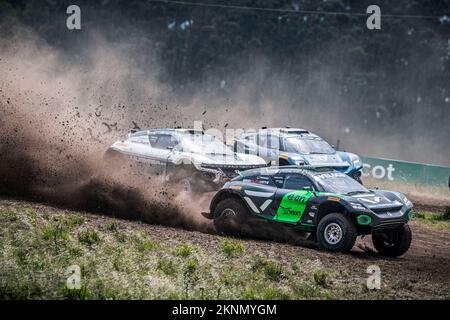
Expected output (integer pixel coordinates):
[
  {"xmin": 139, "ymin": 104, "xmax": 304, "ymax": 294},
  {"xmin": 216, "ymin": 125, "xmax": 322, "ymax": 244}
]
[{"xmin": 276, "ymin": 191, "xmax": 313, "ymax": 223}]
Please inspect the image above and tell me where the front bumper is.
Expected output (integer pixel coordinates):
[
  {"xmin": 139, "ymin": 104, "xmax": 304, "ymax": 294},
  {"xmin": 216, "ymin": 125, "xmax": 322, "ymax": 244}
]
[
  {"xmin": 372, "ymin": 217, "xmax": 407, "ymax": 233},
  {"xmin": 355, "ymin": 206, "xmax": 412, "ymax": 233}
]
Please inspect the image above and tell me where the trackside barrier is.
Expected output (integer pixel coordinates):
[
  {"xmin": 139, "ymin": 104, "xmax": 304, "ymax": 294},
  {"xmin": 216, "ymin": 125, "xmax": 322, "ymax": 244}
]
[{"xmin": 361, "ymin": 156, "xmax": 450, "ymax": 188}]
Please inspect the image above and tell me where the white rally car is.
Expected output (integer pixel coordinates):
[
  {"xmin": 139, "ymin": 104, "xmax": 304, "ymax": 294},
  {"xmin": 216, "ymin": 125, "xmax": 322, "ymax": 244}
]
[{"xmin": 105, "ymin": 128, "xmax": 267, "ymax": 190}]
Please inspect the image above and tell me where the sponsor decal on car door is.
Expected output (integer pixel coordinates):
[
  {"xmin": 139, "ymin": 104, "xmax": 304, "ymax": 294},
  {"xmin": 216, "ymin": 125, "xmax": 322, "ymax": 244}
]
[{"xmin": 275, "ymin": 190, "xmax": 313, "ymax": 223}]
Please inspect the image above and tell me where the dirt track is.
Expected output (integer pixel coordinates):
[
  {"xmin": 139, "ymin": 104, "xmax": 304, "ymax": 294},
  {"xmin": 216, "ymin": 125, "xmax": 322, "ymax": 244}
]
[
  {"xmin": 1, "ymin": 197, "xmax": 449, "ymax": 299},
  {"xmin": 130, "ymin": 214, "xmax": 450, "ymax": 299}
]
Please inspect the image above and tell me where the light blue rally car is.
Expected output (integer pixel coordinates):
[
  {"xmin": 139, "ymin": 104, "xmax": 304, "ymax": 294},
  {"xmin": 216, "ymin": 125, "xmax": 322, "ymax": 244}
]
[{"xmin": 233, "ymin": 128, "xmax": 363, "ymax": 182}]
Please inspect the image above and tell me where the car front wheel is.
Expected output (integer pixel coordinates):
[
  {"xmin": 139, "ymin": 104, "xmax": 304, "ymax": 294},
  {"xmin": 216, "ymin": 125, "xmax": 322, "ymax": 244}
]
[
  {"xmin": 316, "ymin": 213, "xmax": 357, "ymax": 252},
  {"xmin": 372, "ymin": 224, "xmax": 412, "ymax": 257}
]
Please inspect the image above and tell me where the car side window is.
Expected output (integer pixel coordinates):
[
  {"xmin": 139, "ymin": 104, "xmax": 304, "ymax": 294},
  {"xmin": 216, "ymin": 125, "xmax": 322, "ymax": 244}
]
[
  {"xmin": 152, "ymin": 134, "xmax": 178, "ymax": 150},
  {"xmin": 272, "ymin": 175, "xmax": 285, "ymax": 188},
  {"xmin": 257, "ymin": 134, "xmax": 267, "ymax": 147},
  {"xmin": 149, "ymin": 134, "xmax": 158, "ymax": 146},
  {"xmin": 129, "ymin": 135, "xmax": 150, "ymax": 145},
  {"xmin": 283, "ymin": 174, "xmax": 315, "ymax": 191},
  {"xmin": 257, "ymin": 134, "xmax": 279, "ymax": 150},
  {"xmin": 242, "ymin": 175, "xmax": 276, "ymax": 187}
]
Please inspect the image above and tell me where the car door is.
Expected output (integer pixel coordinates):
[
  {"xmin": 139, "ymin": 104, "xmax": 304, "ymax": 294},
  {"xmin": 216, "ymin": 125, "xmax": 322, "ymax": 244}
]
[
  {"xmin": 240, "ymin": 174, "xmax": 278, "ymax": 218},
  {"xmin": 272, "ymin": 173, "xmax": 316, "ymax": 223},
  {"xmin": 236, "ymin": 133, "xmax": 258, "ymax": 156},
  {"xmin": 256, "ymin": 134, "xmax": 280, "ymax": 163},
  {"xmin": 126, "ymin": 134, "xmax": 161, "ymax": 174},
  {"xmin": 148, "ymin": 133, "xmax": 178, "ymax": 162},
  {"xmin": 127, "ymin": 134, "xmax": 152, "ymax": 160}
]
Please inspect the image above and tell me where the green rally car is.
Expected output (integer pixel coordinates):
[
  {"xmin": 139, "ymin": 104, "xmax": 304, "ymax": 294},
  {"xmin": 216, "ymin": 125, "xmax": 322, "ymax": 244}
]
[{"xmin": 202, "ymin": 166, "xmax": 414, "ymax": 257}]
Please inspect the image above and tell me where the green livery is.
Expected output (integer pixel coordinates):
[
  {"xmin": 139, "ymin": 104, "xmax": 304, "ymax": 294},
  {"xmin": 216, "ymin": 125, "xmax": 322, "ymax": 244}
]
[{"xmin": 276, "ymin": 190, "xmax": 313, "ymax": 223}]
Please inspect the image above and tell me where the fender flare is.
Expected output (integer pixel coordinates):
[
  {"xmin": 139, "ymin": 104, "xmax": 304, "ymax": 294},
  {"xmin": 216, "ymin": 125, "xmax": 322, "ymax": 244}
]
[
  {"xmin": 209, "ymin": 189, "xmax": 249, "ymax": 216},
  {"xmin": 314, "ymin": 200, "xmax": 354, "ymax": 225}
]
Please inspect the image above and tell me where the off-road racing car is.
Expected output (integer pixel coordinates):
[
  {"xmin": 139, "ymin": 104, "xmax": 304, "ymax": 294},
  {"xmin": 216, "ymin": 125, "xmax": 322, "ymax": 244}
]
[
  {"xmin": 203, "ymin": 166, "xmax": 413, "ymax": 256},
  {"xmin": 105, "ymin": 129, "xmax": 266, "ymax": 190},
  {"xmin": 234, "ymin": 128, "xmax": 363, "ymax": 182}
]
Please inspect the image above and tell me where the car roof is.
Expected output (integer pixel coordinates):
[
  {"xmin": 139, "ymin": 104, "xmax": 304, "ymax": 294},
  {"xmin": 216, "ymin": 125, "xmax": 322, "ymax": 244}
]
[
  {"xmin": 237, "ymin": 165, "xmax": 337, "ymax": 178},
  {"xmin": 129, "ymin": 128, "xmax": 204, "ymax": 138},
  {"xmin": 240, "ymin": 128, "xmax": 321, "ymax": 139}
]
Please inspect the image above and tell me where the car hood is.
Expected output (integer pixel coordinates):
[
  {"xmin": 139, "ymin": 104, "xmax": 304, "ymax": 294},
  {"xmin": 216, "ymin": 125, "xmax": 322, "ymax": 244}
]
[
  {"xmin": 349, "ymin": 192, "xmax": 404, "ymax": 210},
  {"xmin": 290, "ymin": 153, "xmax": 349, "ymax": 168}
]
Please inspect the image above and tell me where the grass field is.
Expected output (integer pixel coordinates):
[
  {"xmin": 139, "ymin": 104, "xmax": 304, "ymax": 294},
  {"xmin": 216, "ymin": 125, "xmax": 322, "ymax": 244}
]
[{"xmin": 0, "ymin": 199, "xmax": 449, "ymax": 300}]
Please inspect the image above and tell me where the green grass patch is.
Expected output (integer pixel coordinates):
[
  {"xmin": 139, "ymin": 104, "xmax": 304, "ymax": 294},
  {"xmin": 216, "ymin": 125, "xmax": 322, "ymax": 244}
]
[
  {"xmin": 174, "ymin": 244, "xmax": 195, "ymax": 258},
  {"xmin": 157, "ymin": 258, "xmax": 176, "ymax": 277},
  {"xmin": 77, "ymin": 230, "xmax": 101, "ymax": 247},
  {"xmin": 133, "ymin": 235, "xmax": 159, "ymax": 253},
  {"xmin": 0, "ymin": 209, "xmax": 18, "ymax": 222},
  {"xmin": 313, "ymin": 270, "xmax": 331, "ymax": 288},
  {"xmin": 106, "ymin": 220, "xmax": 119, "ymax": 232},
  {"xmin": 62, "ymin": 285, "xmax": 90, "ymax": 300},
  {"xmin": 262, "ymin": 287, "xmax": 291, "ymax": 300},
  {"xmin": 221, "ymin": 238, "xmax": 244, "ymax": 257},
  {"xmin": 114, "ymin": 231, "xmax": 128, "ymax": 243},
  {"xmin": 185, "ymin": 258, "xmax": 198, "ymax": 273},
  {"xmin": 437, "ymin": 207, "xmax": 450, "ymax": 221},
  {"xmin": 183, "ymin": 258, "xmax": 199, "ymax": 298},
  {"xmin": 252, "ymin": 257, "xmax": 284, "ymax": 281},
  {"xmin": 414, "ymin": 210, "xmax": 450, "ymax": 229},
  {"xmin": 242, "ymin": 287, "xmax": 257, "ymax": 299},
  {"xmin": 294, "ymin": 282, "xmax": 321, "ymax": 299},
  {"xmin": 42, "ymin": 223, "xmax": 69, "ymax": 252},
  {"xmin": 64, "ymin": 216, "xmax": 85, "ymax": 228}
]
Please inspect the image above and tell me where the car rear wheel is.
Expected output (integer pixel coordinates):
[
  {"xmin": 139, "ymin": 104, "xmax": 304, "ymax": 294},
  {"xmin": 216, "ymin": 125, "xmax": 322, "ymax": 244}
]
[
  {"xmin": 372, "ymin": 224, "xmax": 412, "ymax": 257},
  {"xmin": 213, "ymin": 198, "xmax": 249, "ymax": 236},
  {"xmin": 316, "ymin": 213, "xmax": 357, "ymax": 252}
]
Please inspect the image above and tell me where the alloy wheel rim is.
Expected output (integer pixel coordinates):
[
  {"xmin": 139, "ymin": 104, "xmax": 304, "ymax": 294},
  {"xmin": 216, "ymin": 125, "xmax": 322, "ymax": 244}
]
[
  {"xmin": 324, "ymin": 223, "xmax": 343, "ymax": 245},
  {"xmin": 222, "ymin": 208, "xmax": 236, "ymax": 218}
]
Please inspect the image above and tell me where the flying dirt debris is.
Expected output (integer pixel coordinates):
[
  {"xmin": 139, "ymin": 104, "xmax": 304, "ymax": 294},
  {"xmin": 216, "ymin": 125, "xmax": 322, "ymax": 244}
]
[
  {"xmin": 0, "ymin": 59, "xmax": 213, "ymax": 233},
  {"xmin": 0, "ymin": 38, "xmax": 311, "ymax": 244}
]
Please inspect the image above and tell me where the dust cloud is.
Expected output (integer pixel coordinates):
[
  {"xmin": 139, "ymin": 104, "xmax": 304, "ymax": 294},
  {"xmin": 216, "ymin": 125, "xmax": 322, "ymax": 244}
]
[
  {"xmin": 0, "ymin": 28, "xmax": 214, "ymax": 232},
  {"xmin": 0, "ymin": 22, "xmax": 447, "ymax": 240}
]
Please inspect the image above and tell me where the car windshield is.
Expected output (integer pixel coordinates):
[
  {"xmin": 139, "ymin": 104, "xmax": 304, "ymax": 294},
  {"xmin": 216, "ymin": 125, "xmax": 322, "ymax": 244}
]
[
  {"xmin": 284, "ymin": 137, "xmax": 334, "ymax": 155},
  {"xmin": 313, "ymin": 172, "xmax": 369, "ymax": 195},
  {"xmin": 179, "ymin": 134, "xmax": 234, "ymax": 155}
]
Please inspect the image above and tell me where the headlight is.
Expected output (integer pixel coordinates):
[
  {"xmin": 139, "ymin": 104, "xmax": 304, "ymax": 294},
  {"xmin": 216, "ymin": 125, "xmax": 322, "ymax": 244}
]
[
  {"xmin": 349, "ymin": 154, "xmax": 361, "ymax": 167},
  {"xmin": 403, "ymin": 196, "xmax": 412, "ymax": 207},
  {"xmin": 349, "ymin": 202, "xmax": 367, "ymax": 210}
]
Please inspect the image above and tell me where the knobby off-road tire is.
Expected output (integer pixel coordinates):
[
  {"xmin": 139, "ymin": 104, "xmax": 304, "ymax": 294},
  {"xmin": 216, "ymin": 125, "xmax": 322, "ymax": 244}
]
[
  {"xmin": 316, "ymin": 213, "xmax": 357, "ymax": 252},
  {"xmin": 213, "ymin": 198, "xmax": 249, "ymax": 236},
  {"xmin": 372, "ymin": 224, "xmax": 412, "ymax": 257}
]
